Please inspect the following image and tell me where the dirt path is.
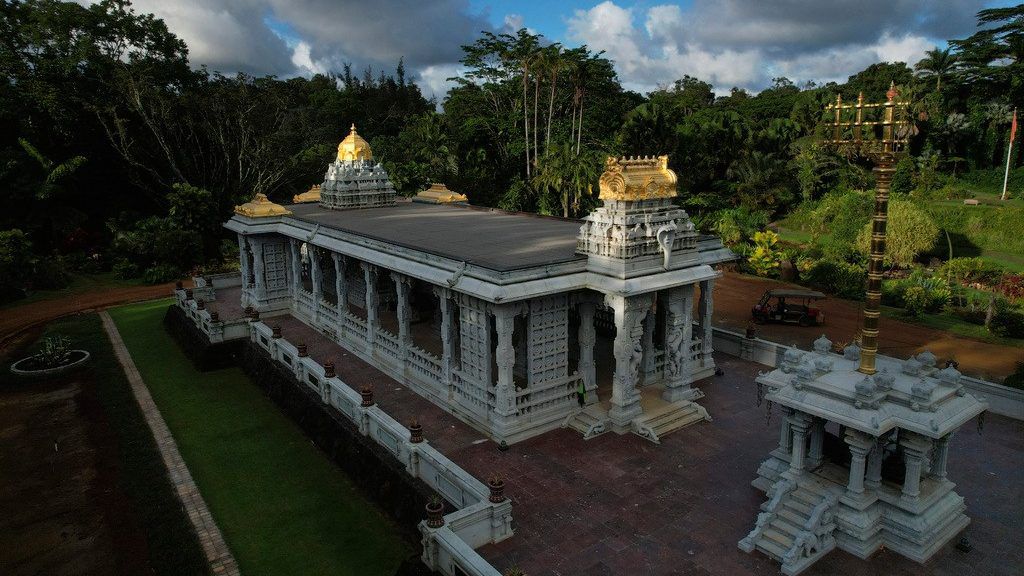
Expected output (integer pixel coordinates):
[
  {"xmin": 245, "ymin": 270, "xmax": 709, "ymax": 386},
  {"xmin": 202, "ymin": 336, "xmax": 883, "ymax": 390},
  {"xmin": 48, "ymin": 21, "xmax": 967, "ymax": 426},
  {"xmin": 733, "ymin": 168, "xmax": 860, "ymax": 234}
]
[
  {"xmin": 713, "ymin": 272, "xmax": 1024, "ymax": 382},
  {"xmin": 0, "ymin": 282, "xmax": 181, "ymax": 353}
]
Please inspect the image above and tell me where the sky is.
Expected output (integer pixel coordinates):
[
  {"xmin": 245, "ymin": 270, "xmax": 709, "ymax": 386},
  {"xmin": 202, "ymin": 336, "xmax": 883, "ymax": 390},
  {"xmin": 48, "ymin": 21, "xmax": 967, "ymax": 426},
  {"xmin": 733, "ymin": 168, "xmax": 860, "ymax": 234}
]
[{"xmin": 108, "ymin": 0, "xmax": 1017, "ymax": 100}]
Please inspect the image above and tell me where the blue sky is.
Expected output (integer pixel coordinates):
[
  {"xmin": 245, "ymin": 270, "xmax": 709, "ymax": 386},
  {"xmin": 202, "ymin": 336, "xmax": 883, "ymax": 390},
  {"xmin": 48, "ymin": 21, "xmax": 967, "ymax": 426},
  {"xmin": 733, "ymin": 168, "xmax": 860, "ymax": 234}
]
[{"xmin": 117, "ymin": 1, "xmax": 1015, "ymax": 99}]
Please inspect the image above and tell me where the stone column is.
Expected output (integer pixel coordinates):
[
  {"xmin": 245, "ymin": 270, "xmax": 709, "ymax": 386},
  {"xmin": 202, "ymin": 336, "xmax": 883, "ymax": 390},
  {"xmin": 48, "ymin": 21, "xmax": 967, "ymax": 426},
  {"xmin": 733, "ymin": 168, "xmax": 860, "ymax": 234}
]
[
  {"xmin": 251, "ymin": 239, "xmax": 266, "ymax": 299},
  {"xmin": 641, "ymin": 303, "xmax": 656, "ymax": 383},
  {"xmin": 310, "ymin": 246, "xmax": 323, "ymax": 304},
  {"xmin": 777, "ymin": 406, "xmax": 794, "ymax": 454},
  {"xmin": 845, "ymin": 429, "xmax": 875, "ymax": 497},
  {"xmin": 865, "ymin": 437, "xmax": 885, "ymax": 490},
  {"xmin": 930, "ymin": 433, "xmax": 952, "ymax": 481},
  {"xmin": 577, "ymin": 300, "xmax": 598, "ymax": 404},
  {"xmin": 899, "ymin": 431, "xmax": 932, "ymax": 503},
  {"xmin": 433, "ymin": 286, "xmax": 456, "ymax": 399},
  {"xmin": 361, "ymin": 262, "xmax": 379, "ymax": 348},
  {"xmin": 808, "ymin": 417, "xmax": 826, "ymax": 469},
  {"xmin": 332, "ymin": 252, "xmax": 348, "ymax": 316},
  {"xmin": 238, "ymin": 234, "xmax": 250, "ymax": 286},
  {"xmin": 289, "ymin": 239, "xmax": 301, "ymax": 295},
  {"xmin": 662, "ymin": 285, "xmax": 696, "ymax": 402},
  {"xmin": 392, "ymin": 272, "xmax": 412, "ymax": 347},
  {"xmin": 697, "ymin": 279, "xmax": 715, "ymax": 366},
  {"xmin": 606, "ymin": 293, "xmax": 652, "ymax": 429},
  {"xmin": 789, "ymin": 411, "xmax": 811, "ymax": 472},
  {"xmin": 492, "ymin": 305, "xmax": 518, "ymax": 424}
]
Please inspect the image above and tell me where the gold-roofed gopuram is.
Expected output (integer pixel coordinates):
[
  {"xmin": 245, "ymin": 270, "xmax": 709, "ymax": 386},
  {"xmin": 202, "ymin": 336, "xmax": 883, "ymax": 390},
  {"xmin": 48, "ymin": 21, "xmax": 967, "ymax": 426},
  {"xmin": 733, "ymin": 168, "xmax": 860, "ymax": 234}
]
[
  {"xmin": 597, "ymin": 155, "xmax": 678, "ymax": 201},
  {"xmin": 233, "ymin": 192, "xmax": 291, "ymax": 218},
  {"xmin": 336, "ymin": 123, "xmax": 372, "ymax": 161},
  {"xmin": 412, "ymin": 182, "xmax": 468, "ymax": 204},
  {"xmin": 292, "ymin": 184, "xmax": 321, "ymax": 204}
]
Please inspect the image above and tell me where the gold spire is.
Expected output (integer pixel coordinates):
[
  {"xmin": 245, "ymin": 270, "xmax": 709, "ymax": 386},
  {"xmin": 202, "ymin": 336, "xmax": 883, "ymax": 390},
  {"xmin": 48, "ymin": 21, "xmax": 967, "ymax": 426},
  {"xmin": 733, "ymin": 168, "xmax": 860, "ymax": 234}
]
[
  {"xmin": 293, "ymin": 184, "xmax": 321, "ymax": 203},
  {"xmin": 597, "ymin": 155, "xmax": 678, "ymax": 201},
  {"xmin": 337, "ymin": 123, "xmax": 372, "ymax": 162},
  {"xmin": 234, "ymin": 193, "xmax": 292, "ymax": 218}
]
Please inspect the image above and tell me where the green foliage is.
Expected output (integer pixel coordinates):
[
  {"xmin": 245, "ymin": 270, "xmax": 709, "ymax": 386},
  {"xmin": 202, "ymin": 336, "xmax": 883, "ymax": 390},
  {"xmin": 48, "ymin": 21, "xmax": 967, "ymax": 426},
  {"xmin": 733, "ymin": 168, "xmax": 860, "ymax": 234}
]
[
  {"xmin": 856, "ymin": 199, "xmax": 939, "ymax": 267},
  {"xmin": 1005, "ymin": 363, "xmax": 1024, "ymax": 390},
  {"xmin": 32, "ymin": 255, "xmax": 71, "ymax": 290},
  {"xmin": 713, "ymin": 207, "xmax": 769, "ymax": 246},
  {"xmin": 110, "ymin": 216, "xmax": 200, "ymax": 282},
  {"xmin": 34, "ymin": 334, "xmax": 73, "ymax": 369},
  {"xmin": 747, "ymin": 230, "xmax": 784, "ymax": 277},
  {"xmin": 799, "ymin": 258, "xmax": 867, "ymax": 300},
  {"xmin": 939, "ymin": 257, "xmax": 1004, "ymax": 287},
  {"xmin": 891, "ymin": 156, "xmax": 916, "ymax": 196},
  {"xmin": 882, "ymin": 269, "xmax": 952, "ymax": 314},
  {"xmin": 0, "ymin": 229, "xmax": 34, "ymax": 301},
  {"xmin": 990, "ymin": 308, "xmax": 1024, "ymax": 338}
]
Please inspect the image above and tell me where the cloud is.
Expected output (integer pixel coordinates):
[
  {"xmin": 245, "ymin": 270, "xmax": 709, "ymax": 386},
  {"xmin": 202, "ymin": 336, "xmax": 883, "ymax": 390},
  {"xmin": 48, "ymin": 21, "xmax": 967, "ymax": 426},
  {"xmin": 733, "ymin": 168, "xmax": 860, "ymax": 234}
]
[{"xmin": 567, "ymin": 0, "xmax": 986, "ymax": 93}]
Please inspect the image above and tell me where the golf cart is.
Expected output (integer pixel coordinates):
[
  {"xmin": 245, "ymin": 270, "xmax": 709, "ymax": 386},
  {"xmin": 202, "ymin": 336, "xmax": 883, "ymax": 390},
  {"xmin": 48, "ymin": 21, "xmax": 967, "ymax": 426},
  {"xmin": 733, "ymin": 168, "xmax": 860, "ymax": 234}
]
[{"xmin": 751, "ymin": 289, "xmax": 826, "ymax": 326}]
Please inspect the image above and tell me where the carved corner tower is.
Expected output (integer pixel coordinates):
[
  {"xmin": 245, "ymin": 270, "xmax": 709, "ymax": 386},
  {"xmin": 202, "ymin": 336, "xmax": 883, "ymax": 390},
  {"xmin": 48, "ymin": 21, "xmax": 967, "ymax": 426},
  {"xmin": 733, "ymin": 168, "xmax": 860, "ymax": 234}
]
[{"xmin": 576, "ymin": 156, "xmax": 699, "ymax": 278}]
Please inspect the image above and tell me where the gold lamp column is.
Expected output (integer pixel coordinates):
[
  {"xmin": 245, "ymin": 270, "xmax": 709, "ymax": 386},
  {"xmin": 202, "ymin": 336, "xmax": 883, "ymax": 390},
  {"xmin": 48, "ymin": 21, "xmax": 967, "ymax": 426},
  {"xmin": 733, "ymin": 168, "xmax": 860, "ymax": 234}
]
[{"xmin": 823, "ymin": 83, "xmax": 913, "ymax": 374}]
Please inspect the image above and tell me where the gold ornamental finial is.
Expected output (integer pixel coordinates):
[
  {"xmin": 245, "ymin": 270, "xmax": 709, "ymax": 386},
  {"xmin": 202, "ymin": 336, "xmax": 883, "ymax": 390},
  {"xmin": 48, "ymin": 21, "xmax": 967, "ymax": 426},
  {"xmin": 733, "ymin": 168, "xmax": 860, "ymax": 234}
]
[
  {"xmin": 234, "ymin": 193, "xmax": 292, "ymax": 218},
  {"xmin": 337, "ymin": 123, "xmax": 372, "ymax": 162},
  {"xmin": 598, "ymin": 155, "xmax": 677, "ymax": 201},
  {"xmin": 293, "ymin": 184, "xmax": 321, "ymax": 204}
]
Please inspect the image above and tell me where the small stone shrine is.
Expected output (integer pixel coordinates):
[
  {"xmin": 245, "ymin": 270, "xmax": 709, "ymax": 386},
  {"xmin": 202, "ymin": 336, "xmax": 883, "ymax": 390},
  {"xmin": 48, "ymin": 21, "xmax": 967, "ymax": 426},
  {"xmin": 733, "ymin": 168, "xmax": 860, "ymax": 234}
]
[
  {"xmin": 739, "ymin": 336, "xmax": 987, "ymax": 575},
  {"xmin": 319, "ymin": 124, "xmax": 397, "ymax": 209}
]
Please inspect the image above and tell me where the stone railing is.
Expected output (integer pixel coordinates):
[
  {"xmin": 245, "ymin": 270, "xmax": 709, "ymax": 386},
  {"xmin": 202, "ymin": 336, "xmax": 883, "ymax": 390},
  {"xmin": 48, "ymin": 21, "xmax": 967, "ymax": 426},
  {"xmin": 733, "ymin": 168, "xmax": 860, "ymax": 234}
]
[
  {"xmin": 248, "ymin": 321, "xmax": 512, "ymax": 576},
  {"xmin": 174, "ymin": 289, "xmax": 249, "ymax": 343},
  {"xmin": 408, "ymin": 346, "xmax": 443, "ymax": 386},
  {"xmin": 711, "ymin": 326, "xmax": 1023, "ymax": 420},
  {"xmin": 515, "ymin": 373, "xmax": 579, "ymax": 415}
]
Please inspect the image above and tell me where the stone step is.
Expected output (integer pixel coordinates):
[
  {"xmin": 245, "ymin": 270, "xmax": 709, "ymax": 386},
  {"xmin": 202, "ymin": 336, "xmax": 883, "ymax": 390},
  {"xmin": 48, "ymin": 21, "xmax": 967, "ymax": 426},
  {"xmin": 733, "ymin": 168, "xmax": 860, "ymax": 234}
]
[
  {"xmin": 762, "ymin": 527, "xmax": 795, "ymax": 549},
  {"xmin": 644, "ymin": 404, "xmax": 698, "ymax": 428},
  {"xmin": 771, "ymin": 516, "xmax": 804, "ymax": 538},
  {"xmin": 791, "ymin": 489, "xmax": 823, "ymax": 508},
  {"xmin": 756, "ymin": 537, "xmax": 789, "ymax": 562},
  {"xmin": 784, "ymin": 499, "xmax": 814, "ymax": 516},
  {"xmin": 777, "ymin": 508, "xmax": 808, "ymax": 528}
]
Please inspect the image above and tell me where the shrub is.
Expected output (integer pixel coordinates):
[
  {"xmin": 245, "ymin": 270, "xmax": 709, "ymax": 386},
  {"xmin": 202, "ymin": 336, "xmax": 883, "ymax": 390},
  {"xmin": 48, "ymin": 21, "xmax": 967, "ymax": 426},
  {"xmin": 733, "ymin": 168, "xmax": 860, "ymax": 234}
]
[
  {"xmin": 112, "ymin": 257, "xmax": 140, "ymax": 280},
  {"xmin": 1005, "ymin": 362, "xmax": 1024, "ymax": 389},
  {"xmin": 939, "ymin": 257, "xmax": 1003, "ymax": 287},
  {"xmin": 747, "ymin": 230, "xmax": 784, "ymax": 277},
  {"xmin": 883, "ymin": 269, "xmax": 952, "ymax": 313},
  {"xmin": 800, "ymin": 258, "xmax": 866, "ymax": 300},
  {"xmin": 990, "ymin": 309, "xmax": 1024, "ymax": 339},
  {"xmin": 713, "ymin": 207, "xmax": 770, "ymax": 247},
  {"xmin": 856, "ymin": 199, "xmax": 939, "ymax": 268},
  {"xmin": 32, "ymin": 255, "xmax": 71, "ymax": 290},
  {"xmin": 902, "ymin": 285, "xmax": 929, "ymax": 316},
  {"xmin": 891, "ymin": 156, "xmax": 915, "ymax": 196},
  {"xmin": 0, "ymin": 228, "xmax": 34, "ymax": 301},
  {"xmin": 34, "ymin": 335, "xmax": 73, "ymax": 369}
]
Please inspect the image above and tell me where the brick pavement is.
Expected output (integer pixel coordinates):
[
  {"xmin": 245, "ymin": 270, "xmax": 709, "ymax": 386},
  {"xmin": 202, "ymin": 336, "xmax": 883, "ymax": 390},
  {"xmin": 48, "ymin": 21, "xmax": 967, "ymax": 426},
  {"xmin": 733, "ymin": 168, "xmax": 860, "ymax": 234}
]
[
  {"xmin": 270, "ymin": 312, "xmax": 1024, "ymax": 576},
  {"xmin": 101, "ymin": 312, "xmax": 240, "ymax": 576}
]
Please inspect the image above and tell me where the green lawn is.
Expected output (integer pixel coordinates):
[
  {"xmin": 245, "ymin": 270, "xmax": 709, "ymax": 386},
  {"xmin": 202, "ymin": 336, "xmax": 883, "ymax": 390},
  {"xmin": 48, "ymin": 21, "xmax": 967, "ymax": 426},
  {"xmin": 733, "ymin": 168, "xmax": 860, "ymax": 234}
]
[
  {"xmin": 1, "ymin": 314, "xmax": 210, "ymax": 576},
  {"xmin": 880, "ymin": 305, "xmax": 1024, "ymax": 347},
  {"xmin": 109, "ymin": 300, "xmax": 412, "ymax": 576}
]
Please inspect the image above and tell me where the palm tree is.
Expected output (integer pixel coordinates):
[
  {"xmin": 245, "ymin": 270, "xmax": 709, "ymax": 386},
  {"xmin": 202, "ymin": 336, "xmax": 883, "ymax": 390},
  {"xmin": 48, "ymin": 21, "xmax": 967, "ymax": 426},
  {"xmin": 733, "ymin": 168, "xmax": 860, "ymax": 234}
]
[
  {"xmin": 541, "ymin": 44, "xmax": 563, "ymax": 154},
  {"xmin": 532, "ymin": 143, "xmax": 602, "ymax": 217},
  {"xmin": 914, "ymin": 47, "xmax": 959, "ymax": 91}
]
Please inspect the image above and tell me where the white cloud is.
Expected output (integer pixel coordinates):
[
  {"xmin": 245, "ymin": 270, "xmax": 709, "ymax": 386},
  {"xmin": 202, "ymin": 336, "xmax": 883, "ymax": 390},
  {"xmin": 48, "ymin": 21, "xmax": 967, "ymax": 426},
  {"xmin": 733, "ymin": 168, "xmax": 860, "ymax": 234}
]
[{"xmin": 416, "ymin": 64, "xmax": 466, "ymax": 103}]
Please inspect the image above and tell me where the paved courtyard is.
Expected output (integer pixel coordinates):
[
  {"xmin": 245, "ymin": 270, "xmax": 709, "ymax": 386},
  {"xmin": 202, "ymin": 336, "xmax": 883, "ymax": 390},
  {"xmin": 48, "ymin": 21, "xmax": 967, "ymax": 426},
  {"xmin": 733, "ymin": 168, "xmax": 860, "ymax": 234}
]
[{"xmin": 271, "ymin": 313, "xmax": 1023, "ymax": 576}]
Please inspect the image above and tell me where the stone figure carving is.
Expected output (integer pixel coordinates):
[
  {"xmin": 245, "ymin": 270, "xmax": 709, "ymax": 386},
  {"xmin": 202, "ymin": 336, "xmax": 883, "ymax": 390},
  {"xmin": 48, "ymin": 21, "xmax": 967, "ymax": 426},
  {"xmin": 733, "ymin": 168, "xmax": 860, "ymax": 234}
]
[
  {"xmin": 665, "ymin": 325, "xmax": 684, "ymax": 379},
  {"xmin": 656, "ymin": 222, "xmax": 677, "ymax": 269}
]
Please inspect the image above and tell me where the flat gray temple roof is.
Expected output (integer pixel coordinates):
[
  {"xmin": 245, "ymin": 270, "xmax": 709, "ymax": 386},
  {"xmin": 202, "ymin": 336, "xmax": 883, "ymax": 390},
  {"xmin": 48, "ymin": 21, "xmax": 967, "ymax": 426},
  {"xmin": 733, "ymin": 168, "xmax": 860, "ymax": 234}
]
[{"xmin": 286, "ymin": 201, "xmax": 586, "ymax": 271}]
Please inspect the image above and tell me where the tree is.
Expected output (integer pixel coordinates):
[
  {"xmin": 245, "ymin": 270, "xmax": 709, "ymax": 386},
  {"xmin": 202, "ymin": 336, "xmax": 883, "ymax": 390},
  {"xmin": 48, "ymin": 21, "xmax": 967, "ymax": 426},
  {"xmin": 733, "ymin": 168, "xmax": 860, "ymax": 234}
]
[
  {"xmin": 532, "ymin": 143, "xmax": 602, "ymax": 218},
  {"xmin": 914, "ymin": 47, "xmax": 959, "ymax": 91}
]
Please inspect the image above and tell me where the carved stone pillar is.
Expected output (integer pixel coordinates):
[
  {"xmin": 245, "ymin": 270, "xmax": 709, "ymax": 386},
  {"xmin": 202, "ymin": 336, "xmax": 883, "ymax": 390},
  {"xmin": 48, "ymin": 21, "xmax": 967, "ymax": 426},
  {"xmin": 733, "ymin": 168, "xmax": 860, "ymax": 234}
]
[
  {"xmin": 251, "ymin": 239, "xmax": 266, "ymax": 299},
  {"xmin": 777, "ymin": 406, "xmax": 794, "ymax": 454},
  {"xmin": 845, "ymin": 429, "xmax": 874, "ymax": 497},
  {"xmin": 332, "ymin": 253, "xmax": 348, "ymax": 316},
  {"xmin": 493, "ymin": 304, "xmax": 518, "ymax": 421},
  {"xmin": 606, "ymin": 293, "xmax": 652, "ymax": 428},
  {"xmin": 577, "ymin": 300, "xmax": 597, "ymax": 404},
  {"xmin": 289, "ymin": 239, "xmax": 302, "ymax": 295},
  {"xmin": 697, "ymin": 279, "xmax": 715, "ymax": 366},
  {"xmin": 865, "ymin": 437, "xmax": 885, "ymax": 490},
  {"xmin": 238, "ymin": 234, "xmax": 250, "ymax": 285},
  {"xmin": 641, "ymin": 304, "xmax": 656, "ymax": 382},
  {"xmin": 808, "ymin": 417, "xmax": 826, "ymax": 469},
  {"xmin": 310, "ymin": 246, "xmax": 323, "ymax": 304},
  {"xmin": 433, "ymin": 286, "xmax": 456, "ymax": 399},
  {"xmin": 789, "ymin": 411, "xmax": 811, "ymax": 472},
  {"xmin": 899, "ymin": 431, "xmax": 932, "ymax": 502},
  {"xmin": 930, "ymin": 433, "xmax": 952, "ymax": 481},
  {"xmin": 392, "ymin": 272, "xmax": 413, "ymax": 347},
  {"xmin": 361, "ymin": 262, "xmax": 378, "ymax": 347},
  {"xmin": 662, "ymin": 285, "xmax": 696, "ymax": 401}
]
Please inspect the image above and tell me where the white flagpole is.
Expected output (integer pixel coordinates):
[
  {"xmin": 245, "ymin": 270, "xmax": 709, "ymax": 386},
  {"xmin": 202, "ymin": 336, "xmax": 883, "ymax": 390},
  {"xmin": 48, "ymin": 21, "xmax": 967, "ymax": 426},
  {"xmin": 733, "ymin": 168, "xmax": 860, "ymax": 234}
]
[{"xmin": 1003, "ymin": 109, "xmax": 1016, "ymax": 201}]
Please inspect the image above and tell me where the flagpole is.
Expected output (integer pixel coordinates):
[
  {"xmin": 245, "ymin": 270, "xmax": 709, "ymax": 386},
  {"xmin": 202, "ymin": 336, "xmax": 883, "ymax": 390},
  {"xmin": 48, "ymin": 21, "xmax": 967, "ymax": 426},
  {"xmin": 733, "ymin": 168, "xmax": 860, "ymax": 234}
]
[{"xmin": 1003, "ymin": 108, "xmax": 1016, "ymax": 201}]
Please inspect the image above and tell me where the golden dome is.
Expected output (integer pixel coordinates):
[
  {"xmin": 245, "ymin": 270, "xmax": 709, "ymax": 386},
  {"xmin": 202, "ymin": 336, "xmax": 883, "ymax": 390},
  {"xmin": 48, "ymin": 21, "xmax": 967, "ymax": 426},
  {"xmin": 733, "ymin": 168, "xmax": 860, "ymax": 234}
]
[
  {"xmin": 293, "ymin": 184, "xmax": 321, "ymax": 203},
  {"xmin": 337, "ymin": 124, "xmax": 372, "ymax": 162},
  {"xmin": 234, "ymin": 193, "xmax": 292, "ymax": 218}
]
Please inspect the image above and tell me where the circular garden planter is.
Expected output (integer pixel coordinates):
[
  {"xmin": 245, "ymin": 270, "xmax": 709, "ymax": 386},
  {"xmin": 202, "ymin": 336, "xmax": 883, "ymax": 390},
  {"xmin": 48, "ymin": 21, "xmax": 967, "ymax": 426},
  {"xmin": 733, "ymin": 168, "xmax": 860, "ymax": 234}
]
[{"xmin": 10, "ymin": 350, "xmax": 91, "ymax": 379}]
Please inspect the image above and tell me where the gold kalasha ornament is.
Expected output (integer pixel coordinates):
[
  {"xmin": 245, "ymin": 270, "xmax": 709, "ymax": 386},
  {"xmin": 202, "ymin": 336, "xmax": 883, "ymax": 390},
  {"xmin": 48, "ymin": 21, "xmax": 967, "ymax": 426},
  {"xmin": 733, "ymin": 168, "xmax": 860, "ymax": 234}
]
[
  {"xmin": 234, "ymin": 193, "xmax": 292, "ymax": 218},
  {"xmin": 598, "ymin": 155, "xmax": 678, "ymax": 201},
  {"xmin": 821, "ymin": 83, "xmax": 914, "ymax": 375}
]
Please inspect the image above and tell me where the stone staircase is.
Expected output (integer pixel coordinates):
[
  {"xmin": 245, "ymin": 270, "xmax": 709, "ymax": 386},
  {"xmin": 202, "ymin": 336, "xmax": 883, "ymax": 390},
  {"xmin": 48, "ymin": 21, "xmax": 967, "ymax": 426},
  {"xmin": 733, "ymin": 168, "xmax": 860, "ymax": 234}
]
[
  {"xmin": 562, "ymin": 405, "xmax": 611, "ymax": 439},
  {"xmin": 630, "ymin": 400, "xmax": 710, "ymax": 444},
  {"xmin": 739, "ymin": 478, "xmax": 839, "ymax": 576}
]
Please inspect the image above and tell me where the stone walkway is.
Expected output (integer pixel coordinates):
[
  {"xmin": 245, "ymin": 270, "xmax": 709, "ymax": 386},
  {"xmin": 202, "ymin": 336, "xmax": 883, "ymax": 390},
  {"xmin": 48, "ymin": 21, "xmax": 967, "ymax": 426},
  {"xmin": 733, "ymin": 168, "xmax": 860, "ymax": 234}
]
[
  {"xmin": 269, "ymin": 312, "xmax": 1024, "ymax": 576},
  {"xmin": 100, "ymin": 312, "xmax": 240, "ymax": 576}
]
